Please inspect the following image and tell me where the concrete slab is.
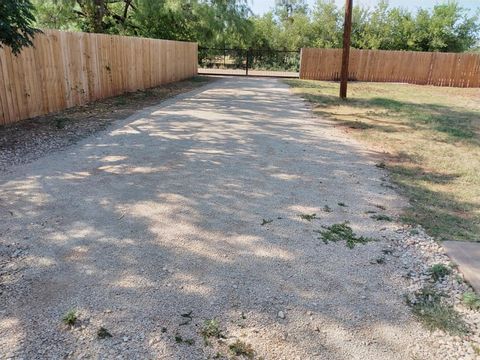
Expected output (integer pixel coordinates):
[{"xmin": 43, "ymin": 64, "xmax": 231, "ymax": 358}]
[{"xmin": 443, "ymin": 241, "xmax": 480, "ymax": 293}]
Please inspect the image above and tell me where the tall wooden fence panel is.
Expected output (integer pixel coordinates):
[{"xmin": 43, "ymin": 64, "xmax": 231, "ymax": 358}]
[
  {"xmin": 300, "ymin": 48, "xmax": 480, "ymax": 88},
  {"xmin": 0, "ymin": 29, "xmax": 198, "ymax": 125}
]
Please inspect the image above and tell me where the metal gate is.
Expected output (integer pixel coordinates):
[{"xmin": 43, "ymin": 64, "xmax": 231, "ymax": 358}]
[{"xmin": 198, "ymin": 48, "xmax": 300, "ymax": 78}]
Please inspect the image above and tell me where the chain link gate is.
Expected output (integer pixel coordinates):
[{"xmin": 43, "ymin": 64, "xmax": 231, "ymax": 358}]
[{"xmin": 198, "ymin": 48, "xmax": 300, "ymax": 78}]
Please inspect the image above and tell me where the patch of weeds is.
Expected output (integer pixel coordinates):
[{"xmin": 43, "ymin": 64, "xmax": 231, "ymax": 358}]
[
  {"xmin": 375, "ymin": 204, "xmax": 387, "ymax": 210},
  {"xmin": 371, "ymin": 214, "xmax": 392, "ymax": 221},
  {"xmin": 229, "ymin": 339, "xmax": 255, "ymax": 358},
  {"xmin": 323, "ymin": 205, "xmax": 332, "ymax": 213},
  {"xmin": 473, "ymin": 344, "xmax": 480, "ymax": 356},
  {"xmin": 260, "ymin": 219, "xmax": 273, "ymax": 226},
  {"xmin": 54, "ymin": 117, "xmax": 69, "ymax": 129},
  {"xmin": 365, "ymin": 210, "xmax": 377, "ymax": 214},
  {"xmin": 410, "ymin": 287, "xmax": 468, "ymax": 335},
  {"xmin": 62, "ymin": 309, "xmax": 77, "ymax": 327},
  {"xmin": 201, "ymin": 319, "xmax": 225, "ymax": 345},
  {"xmin": 97, "ymin": 326, "xmax": 112, "ymax": 339},
  {"xmin": 299, "ymin": 213, "xmax": 317, "ymax": 221},
  {"xmin": 316, "ymin": 222, "xmax": 374, "ymax": 249},
  {"xmin": 409, "ymin": 229, "xmax": 419, "ymax": 235},
  {"xmin": 337, "ymin": 202, "xmax": 347, "ymax": 207},
  {"xmin": 376, "ymin": 162, "xmax": 386, "ymax": 169},
  {"xmin": 429, "ymin": 264, "xmax": 451, "ymax": 282},
  {"xmin": 175, "ymin": 334, "xmax": 195, "ymax": 345},
  {"xmin": 462, "ymin": 292, "xmax": 480, "ymax": 311}
]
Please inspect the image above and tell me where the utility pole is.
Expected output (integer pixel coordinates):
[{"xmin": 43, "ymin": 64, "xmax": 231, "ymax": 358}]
[{"xmin": 340, "ymin": 0, "xmax": 353, "ymax": 98}]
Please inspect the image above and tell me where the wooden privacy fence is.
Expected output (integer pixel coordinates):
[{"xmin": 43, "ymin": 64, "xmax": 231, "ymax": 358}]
[
  {"xmin": 300, "ymin": 48, "xmax": 480, "ymax": 88},
  {"xmin": 0, "ymin": 29, "xmax": 198, "ymax": 125}
]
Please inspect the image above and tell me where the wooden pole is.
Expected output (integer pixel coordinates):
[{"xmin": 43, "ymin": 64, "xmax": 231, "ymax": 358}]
[{"xmin": 340, "ymin": 0, "xmax": 353, "ymax": 98}]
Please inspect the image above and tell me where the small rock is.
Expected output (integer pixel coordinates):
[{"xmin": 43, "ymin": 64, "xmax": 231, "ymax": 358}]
[{"xmin": 278, "ymin": 311, "xmax": 285, "ymax": 319}]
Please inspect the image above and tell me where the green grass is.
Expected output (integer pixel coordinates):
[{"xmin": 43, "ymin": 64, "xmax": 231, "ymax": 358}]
[
  {"xmin": 201, "ymin": 319, "xmax": 225, "ymax": 345},
  {"xmin": 316, "ymin": 222, "xmax": 374, "ymax": 249},
  {"xmin": 409, "ymin": 287, "xmax": 468, "ymax": 335},
  {"xmin": 62, "ymin": 309, "xmax": 77, "ymax": 327},
  {"xmin": 462, "ymin": 292, "xmax": 480, "ymax": 310},
  {"xmin": 285, "ymin": 80, "xmax": 480, "ymax": 242},
  {"xmin": 229, "ymin": 340, "xmax": 255, "ymax": 358},
  {"xmin": 429, "ymin": 263, "xmax": 451, "ymax": 282}
]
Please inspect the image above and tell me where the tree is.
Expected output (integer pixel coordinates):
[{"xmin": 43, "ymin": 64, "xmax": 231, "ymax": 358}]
[
  {"xmin": 0, "ymin": 0, "xmax": 39, "ymax": 55},
  {"xmin": 29, "ymin": 0, "xmax": 480, "ymax": 53},
  {"xmin": 311, "ymin": 0, "xmax": 342, "ymax": 48}
]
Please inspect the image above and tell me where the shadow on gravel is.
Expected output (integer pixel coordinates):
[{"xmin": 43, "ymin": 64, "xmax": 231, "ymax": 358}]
[{"xmin": 0, "ymin": 78, "xmax": 427, "ymax": 358}]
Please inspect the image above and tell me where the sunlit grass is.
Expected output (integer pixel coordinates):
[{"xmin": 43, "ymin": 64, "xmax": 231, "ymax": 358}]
[{"xmin": 286, "ymin": 79, "xmax": 480, "ymax": 242}]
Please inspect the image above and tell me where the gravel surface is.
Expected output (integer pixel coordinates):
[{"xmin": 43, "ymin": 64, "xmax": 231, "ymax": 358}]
[
  {"xmin": 0, "ymin": 77, "xmax": 478, "ymax": 359},
  {"xmin": 0, "ymin": 77, "xmax": 212, "ymax": 172}
]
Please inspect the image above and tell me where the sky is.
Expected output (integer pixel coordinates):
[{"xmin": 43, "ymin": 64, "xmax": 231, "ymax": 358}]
[{"xmin": 249, "ymin": 0, "xmax": 480, "ymax": 15}]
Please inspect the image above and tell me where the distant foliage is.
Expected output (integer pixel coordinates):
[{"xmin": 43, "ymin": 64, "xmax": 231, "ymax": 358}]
[
  {"xmin": 0, "ymin": 0, "xmax": 39, "ymax": 55},
  {"xmin": 30, "ymin": 0, "xmax": 480, "ymax": 52}
]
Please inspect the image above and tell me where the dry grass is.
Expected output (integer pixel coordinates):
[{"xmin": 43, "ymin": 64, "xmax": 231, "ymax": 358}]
[{"xmin": 286, "ymin": 80, "xmax": 480, "ymax": 242}]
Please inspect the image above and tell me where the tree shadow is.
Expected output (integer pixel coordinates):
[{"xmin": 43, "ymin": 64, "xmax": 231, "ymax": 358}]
[
  {"xmin": 287, "ymin": 80, "xmax": 480, "ymax": 145},
  {"xmin": 0, "ymin": 77, "xmax": 459, "ymax": 358}
]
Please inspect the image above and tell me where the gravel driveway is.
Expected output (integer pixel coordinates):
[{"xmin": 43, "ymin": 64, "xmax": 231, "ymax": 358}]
[{"xmin": 0, "ymin": 77, "xmax": 468, "ymax": 359}]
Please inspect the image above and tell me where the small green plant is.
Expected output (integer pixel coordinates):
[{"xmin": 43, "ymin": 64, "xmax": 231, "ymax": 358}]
[
  {"xmin": 317, "ymin": 222, "xmax": 374, "ymax": 249},
  {"xmin": 409, "ymin": 287, "xmax": 468, "ymax": 335},
  {"xmin": 337, "ymin": 202, "xmax": 347, "ymax": 207},
  {"xmin": 370, "ymin": 214, "xmax": 392, "ymax": 221},
  {"xmin": 473, "ymin": 344, "xmax": 480, "ymax": 356},
  {"xmin": 62, "ymin": 309, "xmax": 77, "ymax": 327},
  {"xmin": 201, "ymin": 319, "xmax": 225, "ymax": 344},
  {"xmin": 323, "ymin": 205, "xmax": 332, "ymax": 212},
  {"xmin": 229, "ymin": 339, "xmax": 255, "ymax": 358},
  {"xmin": 462, "ymin": 292, "xmax": 480, "ymax": 310},
  {"xmin": 429, "ymin": 264, "xmax": 451, "ymax": 281},
  {"xmin": 261, "ymin": 218, "xmax": 273, "ymax": 226},
  {"xmin": 97, "ymin": 326, "xmax": 112, "ymax": 339},
  {"xmin": 175, "ymin": 334, "xmax": 194, "ymax": 345},
  {"xmin": 299, "ymin": 213, "xmax": 317, "ymax": 221}
]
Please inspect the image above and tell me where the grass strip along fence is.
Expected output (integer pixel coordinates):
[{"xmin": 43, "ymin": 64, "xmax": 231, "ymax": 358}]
[
  {"xmin": 0, "ymin": 29, "xmax": 198, "ymax": 125},
  {"xmin": 300, "ymin": 48, "xmax": 480, "ymax": 88}
]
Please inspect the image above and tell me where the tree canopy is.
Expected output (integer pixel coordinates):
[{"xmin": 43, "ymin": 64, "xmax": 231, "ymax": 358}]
[
  {"xmin": 0, "ymin": 0, "xmax": 39, "ymax": 55},
  {"xmin": 27, "ymin": 0, "xmax": 480, "ymax": 52}
]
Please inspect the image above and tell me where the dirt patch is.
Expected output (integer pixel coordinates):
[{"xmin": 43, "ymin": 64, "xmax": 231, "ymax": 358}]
[{"xmin": 0, "ymin": 77, "xmax": 213, "ymax": 172}]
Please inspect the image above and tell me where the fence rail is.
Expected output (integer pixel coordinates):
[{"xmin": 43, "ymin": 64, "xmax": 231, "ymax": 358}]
[
  {"xmin": 0, "ymin": 30, "xmax": 198, "ymax": 125},
  {"xmin": 300, "ymin": 48, "xmax": 480, "ymax": 88}
]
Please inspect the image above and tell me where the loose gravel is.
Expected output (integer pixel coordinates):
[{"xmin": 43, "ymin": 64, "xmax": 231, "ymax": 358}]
[
  {"xmin": 0, "ymin": 77, "xmax": 478, "ymax": 359},
  {"xmin": 0, "ymin": 77, "xmax": 212, "ymax": 172}
]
